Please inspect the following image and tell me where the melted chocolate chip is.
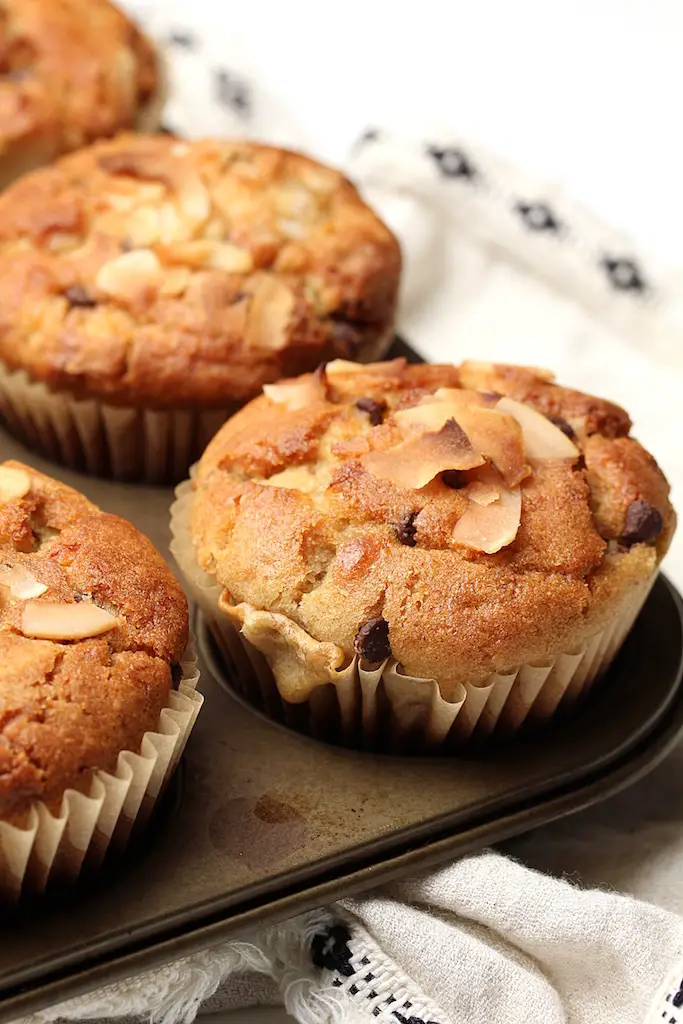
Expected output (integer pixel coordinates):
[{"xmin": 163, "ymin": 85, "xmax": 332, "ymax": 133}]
[
  {"xmin": 395, "ymin": 511, "xmax": 418, "ymax": 546},
  {"xmin": 356, "ymin": 396, "xmax": 386, "ymax": 426},
  {"xmin": 441, "ymin": 470, "xmax": 466, "ymax": 489},
  {"xmin": 64, "ymin": 285, "xmax": 96, "ymax": 308},
  {"xmin": 549, "ymin": 415, "xmax": 575, "ymax": 439},
  {"xmin": 621, "ymin": 500, "xmax": 663, "ymax": 545},
  {"xmin": 354, "ymin": 617, "xmax": 391, "ymax": 662}
]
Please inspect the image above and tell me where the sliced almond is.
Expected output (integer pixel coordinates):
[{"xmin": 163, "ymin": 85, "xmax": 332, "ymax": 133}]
[
  {"xmin": 0, "ymin": 564, "xmax": 47, "ymax": 599},
  {"xmin": 245, "ymin": 274, "xmax": 295, "ymax": 351},
  {"xmin": 159, "ymin": 266, "xmax": 191, "ymax": 298},
  {"xmin": 361, "ymin": 419, "xmax": 485, "ymax": 490},
  {"xmin": 208, "ymin": 243, "xmax": 254, "ymax": 273},
  {"xmin": 263, "ymin": 366, "xmax": 328, "ymax": 410},
  {"xmin": 395, "ymin": 402, "xmax": 529, "ymax": 487},
  {"xmin": 496, "ymin": 397, "xmax": 579, "ymax": 460},
  {"xmin": 20, "ymin": 601, "xmax": 119, "ymax": 640},
  {"xmin": 177, "ymin": 176, "xmax": 211, "ymax": 225},
  {"xmin": 125, "ymin": 206, "xmax": 161, "ymax": 247},
  {"xmin": 0, "ymin": 466, "xmax": 30, "ymax": 501},
  {"xmin": 452, "ymin": 485, "xmax": 522, "ymax": 553},
  {"xmin": 96, "ymin": 249, "xmax": 162, "ymax": 301}
]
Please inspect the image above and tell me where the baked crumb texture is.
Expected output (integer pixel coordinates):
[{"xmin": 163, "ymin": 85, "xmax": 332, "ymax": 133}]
[
  {"xmin": 186, "ymin": 359, "xmax": 674, "ymax": 750},
  {"xmin": 0, "ymin": 0, "xmax": 159, "ymax": 187},
  {"xmin": 0, "ymin": 460, "xmax": 189, "ymax": 826}
]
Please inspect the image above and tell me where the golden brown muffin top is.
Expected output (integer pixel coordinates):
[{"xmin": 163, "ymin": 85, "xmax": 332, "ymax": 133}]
[
  {"xmin": 191, "ymin": 359, "xmax": 675, "ymax": 697},
  {"xmin": 0, "ymin": 135, "xmax": 401, "ymax": 408},
  {"xmin": 0, "ymin": 461, "xmax": 188, "ymax": 820},
  {"xmin": 0, "ymin": 0, "xmax": 158, "ymax": 184}
]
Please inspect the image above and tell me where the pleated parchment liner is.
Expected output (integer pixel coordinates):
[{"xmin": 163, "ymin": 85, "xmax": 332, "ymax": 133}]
[
  {"xmin": 171, "ymin": 480, "xmax": 654, "ymax": 756},
  {"xmin": 0, "ymin": 645, "xmax": 203, "ymax": 903},
  {"xmin": 0, "ymin": 363, "xmax": 240, "ymax": 484}
]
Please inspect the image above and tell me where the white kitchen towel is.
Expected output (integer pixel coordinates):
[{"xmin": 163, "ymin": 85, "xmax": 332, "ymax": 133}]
[{"xmin": 16, "ymin": 5, "xmax": 683, "ymax": 1024}]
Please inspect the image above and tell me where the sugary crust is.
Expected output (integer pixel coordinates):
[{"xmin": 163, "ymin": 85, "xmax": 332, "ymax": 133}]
[
  {"xmin": 0, "ymin": 134, "xmax": 401, "ymax": 408},
  {"xmin": 0, "ymin": 0, "xmax": 159, "ymax": 186},
  {"xmin": 0, "ymin": 461, "xmax": 188, "ymax": 819},
  {"xmin": 190, "ymin": 361, "xmax": 675, "ymax": 698}
]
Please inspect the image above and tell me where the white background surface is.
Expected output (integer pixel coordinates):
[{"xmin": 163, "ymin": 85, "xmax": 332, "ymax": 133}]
[{"xmin": 155, "ymin": 0, "xmax": 683, "ymax": 262}]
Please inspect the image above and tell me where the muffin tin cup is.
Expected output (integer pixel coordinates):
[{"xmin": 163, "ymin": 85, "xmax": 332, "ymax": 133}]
[
  {"xmin": 0, "ymin": 364, "xmax": 240, "ymax": 484},
  {"xmin": 170, "ymin": 480, "xmax": 656, "ymax": 754},
  {"xmin": 0, "ymin": 644, "xmax": 203, "ymax": 903}
]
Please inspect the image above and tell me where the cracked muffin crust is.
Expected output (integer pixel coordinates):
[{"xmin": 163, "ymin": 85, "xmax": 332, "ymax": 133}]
[
  {"xmin": 0, "ymin": 0, "xmax": 160, "ymax": 188},
  {"xmin": 0, "ymin": 134, "xmax": 401, "ymax": 409},
  {"xmin": 0, "ymin": 460, "xmax": 188, "ymax": 824},
  {"xmin": 188, "ymin": 359, "xmax": 674, "ymax": 704}
]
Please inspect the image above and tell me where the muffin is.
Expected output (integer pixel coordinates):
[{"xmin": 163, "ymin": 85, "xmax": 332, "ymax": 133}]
[
  {"xmin": 0, "ymin": 0, "xmax": 161, "ymax": 188},
  {"xmin": 0, "ymin": 134, "xmax": 401, "ymax": 483},
  {"xmin": 0, "ymin": 460, "xmax": 201, "ymax": 901},
  {"xmin": 171, "ymin": 358, "xmax": 674, "ymax": 754}
]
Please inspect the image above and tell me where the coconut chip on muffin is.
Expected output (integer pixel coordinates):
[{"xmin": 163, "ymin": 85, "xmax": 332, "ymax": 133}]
[{"xmin": 0, "ymin": 0, "xmax": 160, "ymax": 187}]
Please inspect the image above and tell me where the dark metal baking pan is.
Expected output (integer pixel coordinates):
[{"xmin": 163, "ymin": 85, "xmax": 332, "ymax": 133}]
[
  {"xmin": 0, "ymin": 573, "xmax": 681, "ymax": 1023},
  {"xmin": 0, "ymin": 337, "xmax": 681, "ymax": 1021}
]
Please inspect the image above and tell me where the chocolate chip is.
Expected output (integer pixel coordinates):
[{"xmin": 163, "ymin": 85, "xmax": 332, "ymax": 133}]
[
  {"xmin": 354, "ymin": 617, "xmax": 391, "ymax": 662},
  {"xmin": 621, "ymin": 500, "xmax": 663, "ymax": 545},
  {"xmin": 441, "ymin": 470, "xmax": 466, "ymax": 489},
  {"xmin": 356, "ymin": 396, "xmax": 386, "ymax": 426},
  {"xmin": 64, "ymin": 285, "xmax": 97, "ymax": 308},
  {"xmin": 395, "ymin": 511, "xmax": 417, "ymax": 546},
  {"xmin": 549, "ymin": 415, "xmax": 575, "ymax": 439}
]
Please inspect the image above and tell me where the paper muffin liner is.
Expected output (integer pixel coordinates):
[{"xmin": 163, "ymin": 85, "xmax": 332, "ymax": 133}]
[
  {"xmin": 0, "ymin": 363, "xmax": 240, "ymax": 484},
  {"xmin": 0, "ymin": 643, "xmax": 203, "ymax": 903},
  {"xmin": 171, "ymin": 479, "xmax": 655, "ymax": 755}
]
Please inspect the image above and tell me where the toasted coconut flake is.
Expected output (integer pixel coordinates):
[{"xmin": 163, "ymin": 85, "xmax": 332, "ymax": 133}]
[
  {"xmin": 431, "ymin": 388, "xmax": 497, "ymax": 408},
  {"xmin": 496, "ymin": 397, "xmax": 579, "ymax": 460},
  {"xmin": 0, "ymin": 466, "xmax": 30, "ymax": 501},
  {"xmin": 326, "ymin": 358, "xmax": 407, "ymax": 377},
  {"xmin": 0, "ymin": 564, "xmax": 47, "ymax": 599},
  {"xmin": 452, "ymin": 485, "xmax": 522, "ymax": 553},
  {"xmin": 20, "ymin": 601, "xmax": 119, "ymax": 640},
  {"xmin": 395, "ymin": 402, "xmax": 528, "ymax": 487},
  {"xmin": 245, "ymin": 274, "xmax": 295, "ymax": 351},
  {"xmin": 263, "ymin": 366, "xmax": 328, "ymax": 410},
  {"xmin": 464, "ymin": 479, "xmax": 500, "ymax": 506},
  {"xmin": 362, "ymin": 419, "xmax": 485, "ymax": 490}
]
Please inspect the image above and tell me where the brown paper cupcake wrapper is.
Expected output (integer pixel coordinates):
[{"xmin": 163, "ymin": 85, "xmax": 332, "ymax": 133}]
[
  {"xmin": 0, "ymin": 363, "xmax": 239, "ymax": 484},
  {"xmin": 0, "ymin": 643, "xmax": 203, "ymax": 903},
  {"xmin": 171, "ymin": 479, "xmax": 654, "ymax": 755}
]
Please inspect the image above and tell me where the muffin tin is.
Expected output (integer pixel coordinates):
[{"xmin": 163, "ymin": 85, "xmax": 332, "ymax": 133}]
[{"xmin": 0, "ymin": 341, "xmax": 682, "ymax": 1022}]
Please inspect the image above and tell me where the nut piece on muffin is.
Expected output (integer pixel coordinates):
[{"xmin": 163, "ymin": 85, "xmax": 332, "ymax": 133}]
[
  {"xmin": 0, "ymin": 460, "xmax": 198, "ymax": 900},
  {"xmin": 0, "ymin": 134, "xmax": 401, "ymax": 482},
  {"xmin": 175, "ymin": 358, "xmax": 675, "ymax": 753},
  {"xmin": 0, "ymin": 0, "xmax": 160, "ymax": 187}
]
